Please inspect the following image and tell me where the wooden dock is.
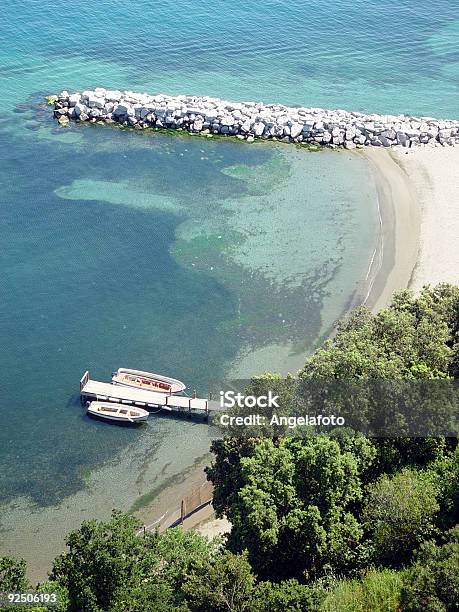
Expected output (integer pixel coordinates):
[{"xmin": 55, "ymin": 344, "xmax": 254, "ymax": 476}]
[{"xmin": 80, "ymin": 371, "xmax": 213, "ymax": 416}]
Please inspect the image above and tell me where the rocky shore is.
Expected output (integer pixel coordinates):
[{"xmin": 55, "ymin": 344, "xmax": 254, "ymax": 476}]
[{"xmin": 51, "ymin": 89, "xmax": 459, "ymax": 148}]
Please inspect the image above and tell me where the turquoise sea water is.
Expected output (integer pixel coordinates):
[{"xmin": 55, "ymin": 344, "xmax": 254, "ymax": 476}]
[{"xmin": 0, "ymin": 0, "xmax": 458, "ymax": 572}]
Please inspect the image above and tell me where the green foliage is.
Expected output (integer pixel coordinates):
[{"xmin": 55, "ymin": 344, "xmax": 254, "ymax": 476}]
[
  {"xmin": 0, "ymin": 556, "xmax": 28, "ymax": 592},
  {"xmin": 0, "ymin": 557, "xmax": 29, "ymax": 612},
  {"xmin": 363, "ymin": 469, "xmax": 440, "ymax": 566},
  {"xmin": 428, "ymin": 446, "xmax": 459, "ymax": 532},
  {"xmin": 322, "ymin": 568, "xmax": 405, "ymax": 612},
  {"xmin": 209, "ymin": 435, "xmax": 375, "ymax": 580},
  {"xmin": 297, "ymin": 286, "xmax": 459, "ymax": 442},
  {"xmin": 301, "ymin": 285, "xmax": 459, "ymax": 381},
  {"xmin": 29, "ymin": 582, "xmax": 70, "ymax": 612},
  {"xmin": 400, "ymin": 526, "xmax": 459, "ymax": 612},
  {"xmin": 50, "ymin": 510, "xmax": 216, "ymax": 611},
  {"xmin": 108, "ymin": 581, "xmax": 178, "ymax": 612},
  {"xmin": 50, "ymin": 510, "xmax": 155, "ymax": 611},
  {"xmin": 254, "ymin": 578, "xmax": 325, "ymax": 611},
  {"xmin": 207, "ymin": 285, "xmax": 459, "ymax": 587},
  {"xmin": 182, "ymin": 550, "xmax": 324, "ymax": 612},
  {"xmin": 206, "ymin": 438, "xmax": 261, "ymax": 519},
  {"xmin": 369, "ymin": 436, "xmax": 448, "ymax": 478},
  {"xmin": 182, "ymin": 550, "xmax": 256, "ymax": 612},
  {"xmin": 151, "ymin": 528, "xmax": 221, "ymax": 599}
]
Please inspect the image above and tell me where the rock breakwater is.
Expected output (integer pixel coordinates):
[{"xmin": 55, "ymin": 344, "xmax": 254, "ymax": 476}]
[{"xmin": 51, "ymin": 89, "xmax": 459, "ymax": 148}]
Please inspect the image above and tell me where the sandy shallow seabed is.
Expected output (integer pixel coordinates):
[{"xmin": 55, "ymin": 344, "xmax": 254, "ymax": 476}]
[
  {"xmin": 145, "ymin": 146, "xmax": 459, "ymax": 540},
  {"xmin": 391, "ymin": 147, "xmax": 459, "ymax": 290},
  {"xmin": 138, "ymin": 146, "xmax": 432, "ymax": 540}
]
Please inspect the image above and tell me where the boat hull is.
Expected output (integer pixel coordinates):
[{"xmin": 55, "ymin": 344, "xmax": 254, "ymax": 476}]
[
  {"xmin": 112, "ymin": 368, "xmax": 186, "ymax": 394},
  {"xmin": 87, "ymin": 401, "xmax": 149, "ymax": 424}
]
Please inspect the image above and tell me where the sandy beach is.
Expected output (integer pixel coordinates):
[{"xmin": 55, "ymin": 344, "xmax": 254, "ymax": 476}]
[
  {"xmin": 392, "ymin": 147, "xmax": 459, "ymax": 290},
  {"xmin": 357, "ymin": 145, "xmax": 459, "ymax": 312}
]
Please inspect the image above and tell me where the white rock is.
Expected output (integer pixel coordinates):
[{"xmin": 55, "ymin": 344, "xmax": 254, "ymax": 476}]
[
  {"xmin": 68, "ymin": 94, "xmax": 81, "ymax": 107},
  {"xmin": 55, "ymin": 88, "xmax": 459, "ymax": 149},
  {"xmin": 345, "ymin": 129, "xmax": 356, "ymax": 141},
  {"xmin": 74, "ymin": 103, "xmax": 86, "ymax": 117},
  {"xmin": 221, "ymin": 116, "xmax": 235, "ymax": 127},
  {"xmin": 253, "ymin": 122, "xmax": 265, "ymax": 136},
  {"xmin": 87, "ymin": 95, "xmax": 105, "ymax": 109},
  {"xmin": 113, "ymin": 103, "xmax": 131, "ymax": 116},
  {"xmin": 396, "ymin": 131, "xmax": 408, "ymax": 146},
  {"xmin": 240, "ymin": 120, "xmax": 252, "ymax": 133},
  {"xmin": 290, "ymin": 122, "xmax": 303, "ymax": 138}
]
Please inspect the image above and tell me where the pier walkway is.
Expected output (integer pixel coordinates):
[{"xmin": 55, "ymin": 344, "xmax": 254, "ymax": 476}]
[{"xmin": 80, "ymin": 371, "xmax": 213, "ymax": 416}]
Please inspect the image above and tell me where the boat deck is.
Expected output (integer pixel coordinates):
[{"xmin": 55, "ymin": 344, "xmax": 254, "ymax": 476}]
[{"xmin": 80, "ymin": 371, "xmax": 211, "ymax": 415}]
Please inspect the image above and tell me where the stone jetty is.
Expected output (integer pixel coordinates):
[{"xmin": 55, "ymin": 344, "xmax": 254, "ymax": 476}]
[{"xmin": 51, "ymin": 89, "xmax": 459, "ymax": 148}]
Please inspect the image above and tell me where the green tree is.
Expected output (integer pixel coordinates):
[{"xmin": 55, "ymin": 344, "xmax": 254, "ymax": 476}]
[
  {"xmin": 151, "ymin": 528, "xmax": 221, "ymax": 603},
  {"xmin": 400, "ymin": 526, "xmax": 459, "ymax": 612},
  {"xmin": 29, "ymin": 582, "xmax": 70, "ymax": 612},
  {"xmin": 0, "ymin": 556, "xmax": 28, "ymax": 593},
  {"xmin": 429, "ymin": 446, "xmax": 459, "ymax": 532},
  {"xmin": 50, "ymin": 510, "xmax": 216, "ymax": 611},
  {"xmin": 363, "ymin": 469, "xmax": 440, "ymax": 566},
  {"xmin": 300, "ymin": 286, "xmax": 459, "ymax": 380},
  {"xmin": 0, "ymin": 557, "xmax": 29, "ymax": 612},
  {"xmin": 209, "ymin": 436, "xmax": 374, "ymax": 580},
  {"xmin": 206, "ymin": 438, "xmax": 261, "ymax": 519},
  {"xmin": 299, "ymin": 285, "xmax": 459, "ymax": 466},
  {"xmin": 253, "ymin": 578, "xmax": 324, "ymax": 611},
  {"xmin": 182, "ymin": 550, "xmax": 256, "ymax": 612},
  {"xmin": 50, "ymin": 511, "xmax": 160, "ymax": 611}
]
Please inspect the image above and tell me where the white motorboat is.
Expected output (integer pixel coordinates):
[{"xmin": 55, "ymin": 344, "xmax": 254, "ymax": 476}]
[
  {"xmin": 111, "ymin": 368, "xmax": 186, "ymax": 394},
  {"xmin": 87, "ymin": 401, "xmax": 149, "ymax": 423}
]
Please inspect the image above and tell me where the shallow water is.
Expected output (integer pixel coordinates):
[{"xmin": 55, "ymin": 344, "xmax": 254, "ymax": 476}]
[{"xmin": 0, "ymin": 0, "xmax": 457, "ymax": 573}]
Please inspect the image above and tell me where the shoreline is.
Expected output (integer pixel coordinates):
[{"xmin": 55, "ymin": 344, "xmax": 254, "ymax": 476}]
[
  {"xmin": 361, "ymin": 146, "xmax": 459, "ymax": 309},
  {"xmin": 134, "ymin": 145, "xmax": 458, "ymax": 534},
  {"xmin": 132, "ymin": 454, "xmax": 212, "ymax": 532},
  {"xmin": 357, "ymin": 148, "xmax": 421, "ymax": 312},
  {"xmin": 130, "ymin": 150, "xmax": 421, "ymax": 535}
]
